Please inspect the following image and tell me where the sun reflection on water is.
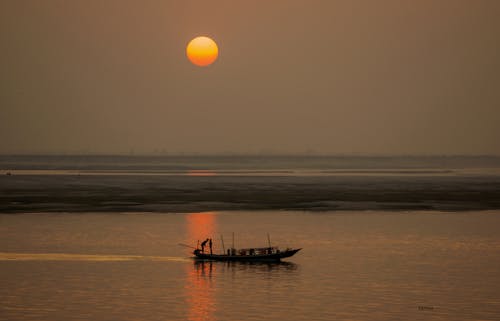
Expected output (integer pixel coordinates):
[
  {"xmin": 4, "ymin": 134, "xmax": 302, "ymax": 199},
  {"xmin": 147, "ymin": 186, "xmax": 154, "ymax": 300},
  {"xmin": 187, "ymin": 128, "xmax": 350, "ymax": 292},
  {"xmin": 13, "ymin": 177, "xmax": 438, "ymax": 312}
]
[{"xmin": 185, "ymin": 212, "xmax": 217, "ymax": 321}]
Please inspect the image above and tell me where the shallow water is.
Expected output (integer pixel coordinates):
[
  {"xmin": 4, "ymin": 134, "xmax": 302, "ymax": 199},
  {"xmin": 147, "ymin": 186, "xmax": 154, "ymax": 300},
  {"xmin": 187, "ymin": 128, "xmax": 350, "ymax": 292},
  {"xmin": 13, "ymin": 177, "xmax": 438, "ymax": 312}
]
[{"xmin": 1, "ymin": 211, "xmax": 500, "ymax": 321}]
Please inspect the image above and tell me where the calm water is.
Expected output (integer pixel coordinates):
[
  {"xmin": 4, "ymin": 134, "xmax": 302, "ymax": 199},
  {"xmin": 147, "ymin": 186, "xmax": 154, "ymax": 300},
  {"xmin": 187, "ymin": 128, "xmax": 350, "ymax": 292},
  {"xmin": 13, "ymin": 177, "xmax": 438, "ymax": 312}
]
[{"xmin": 1, "ymin": 211, "xmax": 500, "ymax": 321}]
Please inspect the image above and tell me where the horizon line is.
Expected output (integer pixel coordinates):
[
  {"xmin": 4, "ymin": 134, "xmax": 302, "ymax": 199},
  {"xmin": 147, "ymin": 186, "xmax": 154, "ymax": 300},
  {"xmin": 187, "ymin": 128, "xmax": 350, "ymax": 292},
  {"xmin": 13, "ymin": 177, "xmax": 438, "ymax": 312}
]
[{"xmin": 1, "ymin": 153, "xmax": 500, "ymax": 158}]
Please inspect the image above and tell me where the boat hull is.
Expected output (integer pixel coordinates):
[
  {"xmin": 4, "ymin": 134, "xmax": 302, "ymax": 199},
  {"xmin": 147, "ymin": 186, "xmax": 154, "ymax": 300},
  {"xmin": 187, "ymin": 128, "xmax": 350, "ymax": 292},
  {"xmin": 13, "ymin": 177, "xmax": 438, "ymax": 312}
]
[{"xmin": 193, "ymin": 248, "xmax": 301, "ymax": 262}]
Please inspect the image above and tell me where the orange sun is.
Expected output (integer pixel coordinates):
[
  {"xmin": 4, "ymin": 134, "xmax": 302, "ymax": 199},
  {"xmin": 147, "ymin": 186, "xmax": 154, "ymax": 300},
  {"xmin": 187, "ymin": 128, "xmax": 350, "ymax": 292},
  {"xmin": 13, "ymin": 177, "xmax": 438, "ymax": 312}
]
[{"xmin": 186, "ymin": 36, "xmax": 219, "ymax": 67}]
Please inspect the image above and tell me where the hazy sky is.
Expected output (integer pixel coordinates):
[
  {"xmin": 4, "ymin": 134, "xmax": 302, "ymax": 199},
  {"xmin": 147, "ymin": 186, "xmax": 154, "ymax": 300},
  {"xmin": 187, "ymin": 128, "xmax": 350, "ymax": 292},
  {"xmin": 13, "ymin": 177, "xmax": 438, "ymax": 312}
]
[{"xmin": 1, "ymin": 0, "xmax": 499, "ymax": 155}]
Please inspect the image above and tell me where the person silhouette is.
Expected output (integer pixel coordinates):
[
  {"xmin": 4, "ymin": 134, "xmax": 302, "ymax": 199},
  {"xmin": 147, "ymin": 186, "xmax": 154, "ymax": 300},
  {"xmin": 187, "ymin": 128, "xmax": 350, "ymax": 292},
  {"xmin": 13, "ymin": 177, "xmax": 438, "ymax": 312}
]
[
  {"xmin": 209, "ymin": 238, "xmax": 213, "ymax": 255},
  {"xmin": 201, "ymin": 238, "xmax": 209, "ymax": 253}
]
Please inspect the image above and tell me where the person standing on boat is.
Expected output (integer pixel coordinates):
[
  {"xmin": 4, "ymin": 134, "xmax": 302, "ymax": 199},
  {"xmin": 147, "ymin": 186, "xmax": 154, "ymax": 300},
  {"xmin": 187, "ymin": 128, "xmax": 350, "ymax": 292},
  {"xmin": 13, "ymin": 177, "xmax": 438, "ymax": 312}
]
[
  {"xmin": 209, "ymin": 238, "xmax": 213, "ymax": 255},
  {"xmin": 201, "ymin": 238, "xmax": 209, "ymax": 253}
]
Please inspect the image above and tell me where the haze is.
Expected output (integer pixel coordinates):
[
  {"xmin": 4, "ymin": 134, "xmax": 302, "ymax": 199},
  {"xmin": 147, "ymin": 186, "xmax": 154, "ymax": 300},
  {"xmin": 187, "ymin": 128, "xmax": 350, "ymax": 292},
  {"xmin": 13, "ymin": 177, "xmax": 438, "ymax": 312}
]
[{"xmin": 1, "ymin": 0, "xmax": 499, "ymax": 155}]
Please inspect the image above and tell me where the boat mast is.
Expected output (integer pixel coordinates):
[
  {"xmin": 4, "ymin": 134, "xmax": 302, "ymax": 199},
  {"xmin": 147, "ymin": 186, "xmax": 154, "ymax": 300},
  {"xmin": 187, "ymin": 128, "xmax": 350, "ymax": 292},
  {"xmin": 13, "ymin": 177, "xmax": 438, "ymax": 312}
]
[
  {"xmin": 267, "ymin": 233, "xmax": 271, "ymax": 248},
  {"xmin": 220, "ymin": 234, "xmax": 225, "ymax": 254}
]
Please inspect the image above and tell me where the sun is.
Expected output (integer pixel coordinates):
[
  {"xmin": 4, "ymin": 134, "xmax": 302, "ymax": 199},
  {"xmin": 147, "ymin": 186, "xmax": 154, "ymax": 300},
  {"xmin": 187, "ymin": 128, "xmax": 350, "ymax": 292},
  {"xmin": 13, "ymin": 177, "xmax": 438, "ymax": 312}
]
[{"xmin": 186, "ymin": 36, "xmax": 219, "ymax": 67}]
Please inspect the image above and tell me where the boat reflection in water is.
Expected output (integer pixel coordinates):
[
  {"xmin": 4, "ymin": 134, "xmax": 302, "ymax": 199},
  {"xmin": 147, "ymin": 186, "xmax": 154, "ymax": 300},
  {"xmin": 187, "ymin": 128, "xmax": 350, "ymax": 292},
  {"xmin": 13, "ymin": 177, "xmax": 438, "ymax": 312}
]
[
  {"xmin": 187, "ymin": 260, "xmax": 299, "ymax": 321},
  {"xmin": 198, "ymin": 260, "xmax": 298, "ymax": 273},
  {"xmin": 185, "ymin": 260, "xmax": 217, "ymax": 321}
]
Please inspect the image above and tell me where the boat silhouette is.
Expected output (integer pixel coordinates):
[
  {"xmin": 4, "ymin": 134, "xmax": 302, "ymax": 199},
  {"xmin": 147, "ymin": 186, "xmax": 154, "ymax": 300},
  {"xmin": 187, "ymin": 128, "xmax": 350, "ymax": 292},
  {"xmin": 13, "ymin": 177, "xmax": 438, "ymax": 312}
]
[{"xmin": 193, "ymin": 246, "xmax": 301, "ymax": 262}]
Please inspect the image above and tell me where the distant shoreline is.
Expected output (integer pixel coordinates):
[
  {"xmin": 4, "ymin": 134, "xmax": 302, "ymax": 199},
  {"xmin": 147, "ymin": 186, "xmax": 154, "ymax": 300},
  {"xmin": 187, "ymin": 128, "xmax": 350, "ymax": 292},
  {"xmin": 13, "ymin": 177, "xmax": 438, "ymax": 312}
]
[{"xmin": 2, "ymin": 174, "xmax": 500, "ymax": 214}]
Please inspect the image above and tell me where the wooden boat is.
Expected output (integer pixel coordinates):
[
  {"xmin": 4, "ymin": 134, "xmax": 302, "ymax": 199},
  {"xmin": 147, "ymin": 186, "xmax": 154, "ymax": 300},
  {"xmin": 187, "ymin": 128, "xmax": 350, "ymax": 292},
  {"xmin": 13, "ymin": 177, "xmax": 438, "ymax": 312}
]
[{"xmin": 193, "ymin": 246, "xmax": 301, "ymax": 262}]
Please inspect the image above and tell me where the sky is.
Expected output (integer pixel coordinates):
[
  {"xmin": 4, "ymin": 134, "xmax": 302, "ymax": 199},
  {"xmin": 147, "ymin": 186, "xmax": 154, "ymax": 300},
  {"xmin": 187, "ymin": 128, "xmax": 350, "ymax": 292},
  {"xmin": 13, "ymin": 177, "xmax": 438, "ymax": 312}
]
[{"xmin": 1, "ymin": 0, "xmax": 499, "ymax": 155}]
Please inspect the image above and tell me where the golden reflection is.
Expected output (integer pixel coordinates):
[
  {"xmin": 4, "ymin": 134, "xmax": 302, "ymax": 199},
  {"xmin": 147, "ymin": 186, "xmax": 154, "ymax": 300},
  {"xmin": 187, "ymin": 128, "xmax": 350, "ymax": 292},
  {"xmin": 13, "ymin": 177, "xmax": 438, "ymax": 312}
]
[
  {"xmin": 185, "ymin": 212, "xmax": 217, "ymax": 321},
  {"xmin": 186, "ymin": 170, "xmax": 217, "ymax": 177},
  {"xmin": 186, "ymin": 261, "xmax": 216, "ymax": 321},
  {"xmin": 185, "ymin": 212, "xmax": 217, "ymax": 246}
]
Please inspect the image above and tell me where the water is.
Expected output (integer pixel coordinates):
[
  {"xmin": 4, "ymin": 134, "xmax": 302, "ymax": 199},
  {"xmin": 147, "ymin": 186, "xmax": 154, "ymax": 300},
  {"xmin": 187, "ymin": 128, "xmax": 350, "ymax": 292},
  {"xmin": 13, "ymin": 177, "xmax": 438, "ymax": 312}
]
[{"xmin": 1, "ymin": 211, "xmax": 500, "ymax": 321}]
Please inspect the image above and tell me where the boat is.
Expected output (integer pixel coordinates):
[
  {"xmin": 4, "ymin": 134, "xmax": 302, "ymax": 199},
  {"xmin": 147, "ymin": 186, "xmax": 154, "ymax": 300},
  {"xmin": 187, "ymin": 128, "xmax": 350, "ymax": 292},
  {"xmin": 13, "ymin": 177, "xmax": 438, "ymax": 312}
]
[{"xmin": 193, "ymin": 246, "xmax": 301, "ymax": 262}]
